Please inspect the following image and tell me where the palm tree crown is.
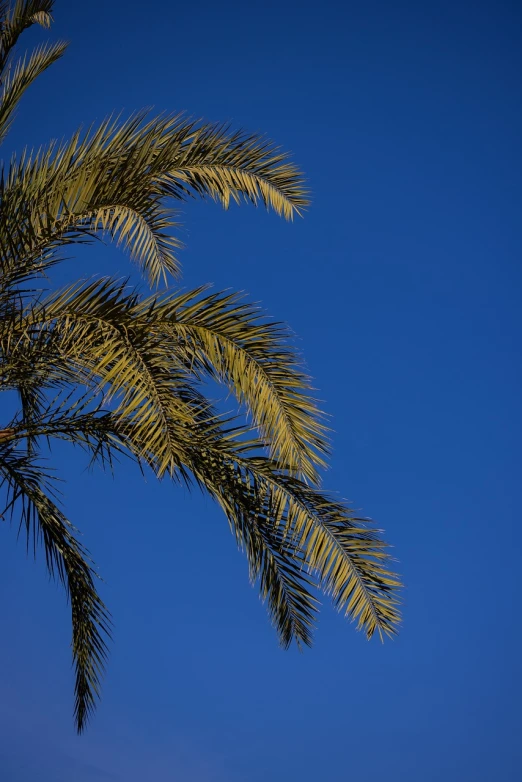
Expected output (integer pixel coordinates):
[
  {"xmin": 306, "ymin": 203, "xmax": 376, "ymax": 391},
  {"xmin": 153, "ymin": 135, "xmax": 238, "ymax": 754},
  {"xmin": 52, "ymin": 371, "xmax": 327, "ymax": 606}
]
[{"xmin": 0, "ymin": 0, "xmax": 401, "ymax": 733}]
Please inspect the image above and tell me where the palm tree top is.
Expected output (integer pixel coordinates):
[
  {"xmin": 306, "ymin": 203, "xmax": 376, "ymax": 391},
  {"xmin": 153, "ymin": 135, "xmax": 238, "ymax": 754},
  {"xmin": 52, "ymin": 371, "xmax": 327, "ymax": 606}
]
[{"xmin": 0, "ymin": 0, "xmax": 401, "ymax": 733}]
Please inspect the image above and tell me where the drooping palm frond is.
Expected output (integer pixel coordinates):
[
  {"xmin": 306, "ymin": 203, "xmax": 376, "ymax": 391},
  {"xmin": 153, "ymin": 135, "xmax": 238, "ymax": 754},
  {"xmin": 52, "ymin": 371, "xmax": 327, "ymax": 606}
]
[
  {"xmin": 0, "ymin": 40, "xmax": 67, "ymax": 144},
  {"xmin": 182, "ymin": 437, "xmax": 401, "ymax": 642},
  {"xmin": 0, "ymin": 441, "xmax": 110, "ymax": 733},
  {"xmin": 0, "ymin": 111, "xmax": 309, "ymax": 286},
  {"xmin": 134, "ymin": 287, "xmax": 328, "ymax": 482},
  {"xmin": 115, "ymin": 405, "xmax": 399, "ymax": 643},
  {"xmin": 159, "ymin": 122, "xmax": 308, "ymax": 219}
]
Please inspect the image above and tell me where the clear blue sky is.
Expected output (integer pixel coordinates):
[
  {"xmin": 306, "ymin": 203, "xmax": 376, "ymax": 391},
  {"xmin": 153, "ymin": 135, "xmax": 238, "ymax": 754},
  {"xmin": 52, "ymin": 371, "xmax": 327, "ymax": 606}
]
[{"xmin": 0, "ymin": 1, "xmax": 521, "ymax": 780}]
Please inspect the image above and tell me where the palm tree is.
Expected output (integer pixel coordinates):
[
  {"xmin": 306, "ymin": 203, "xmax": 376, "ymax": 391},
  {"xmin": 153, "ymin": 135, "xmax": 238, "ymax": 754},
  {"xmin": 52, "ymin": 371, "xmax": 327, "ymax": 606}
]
[{"xmin": 0, "ymin": 0, "xmax": 401, "ymax": 733}]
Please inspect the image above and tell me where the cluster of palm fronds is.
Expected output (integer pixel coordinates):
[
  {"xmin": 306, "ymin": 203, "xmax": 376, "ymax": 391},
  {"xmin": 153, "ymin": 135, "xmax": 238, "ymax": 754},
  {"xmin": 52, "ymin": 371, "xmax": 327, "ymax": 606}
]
[{"xmin": 0, "ymin": 0, "xmax": 401, "ymax": 733}]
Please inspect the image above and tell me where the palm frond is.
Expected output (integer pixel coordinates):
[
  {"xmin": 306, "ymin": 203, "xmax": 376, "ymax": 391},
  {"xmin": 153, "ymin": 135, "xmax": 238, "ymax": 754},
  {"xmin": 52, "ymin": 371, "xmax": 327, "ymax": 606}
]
[
  {"xmin": 0, "ymin": 40, "xmax": 67, "ymax": 145},
  {"xmin": 89, "ymin": 203, "xmax": 183, "ymax": 284},
  {"xmin": 5, "ymin": 279, "xmax": 213, "ymax": 476},
  {"xmin": 186, "ymin": 439, "xmax": 401, "ymax": 641},
  {"xmin": 82, "ymin": 405, "xmax": 320, "ymax": 649},
  {"xmin": 159, "ymin": 123, "xmax": 309, "ymax": 219},
  {"xmin": 0, "ymin": 441, "xmax": 110, "ymax": 733},
  {"xmin": 0, "ymin": 112, "xmax": 308, "ymax": 286},
  {"xmin": 111, "ymin": 405, "xmax": 400, "ymax": 642},
  {"xmin": 138, "ymin": 288, "xmax": 328, "ymax": 482}
]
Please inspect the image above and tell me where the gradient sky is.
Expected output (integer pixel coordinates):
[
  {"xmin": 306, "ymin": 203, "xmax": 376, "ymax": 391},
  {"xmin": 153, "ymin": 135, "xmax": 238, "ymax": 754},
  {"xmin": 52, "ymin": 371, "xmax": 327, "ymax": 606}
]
[{"xmin": 0, "ymin": 1, "xmax": 521, "ymax": 780}]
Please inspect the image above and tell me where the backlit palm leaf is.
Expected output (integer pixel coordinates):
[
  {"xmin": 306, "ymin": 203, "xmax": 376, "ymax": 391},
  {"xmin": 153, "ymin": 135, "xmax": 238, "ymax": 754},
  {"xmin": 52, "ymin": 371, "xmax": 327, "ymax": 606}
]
[
  {"xmin": 140, "ymin": 287, "xmax": 329, "ymax": 482},
  {"xmin": 0, "ymin": 112, "xmax": 308, "ymax": 286}
]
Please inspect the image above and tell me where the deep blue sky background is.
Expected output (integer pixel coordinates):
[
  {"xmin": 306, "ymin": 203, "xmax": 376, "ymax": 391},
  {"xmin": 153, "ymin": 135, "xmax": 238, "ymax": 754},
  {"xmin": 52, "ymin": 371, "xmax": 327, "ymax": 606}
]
[{"xmin": 1, "ymin": 1, "xmax": 521, "ymax": 780}]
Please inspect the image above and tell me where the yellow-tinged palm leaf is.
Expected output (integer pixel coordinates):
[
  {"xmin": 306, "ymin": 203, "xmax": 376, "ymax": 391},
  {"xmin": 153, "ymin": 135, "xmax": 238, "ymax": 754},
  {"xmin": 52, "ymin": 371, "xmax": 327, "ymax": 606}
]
[
  {"xmin": 0, "ymin": 112, "xmax": 308, "ymax": 285},
  {"xmin": 12, "ymin": 281, "xmax": 204, "ymax": 477},
  {"xmin": 185, "ymin": 441, "xmax": 401, "ymax": 641},
  {"xmin": 90, "ymin": 204, "xmax": 183, "ymax": 283},
  {"xmin": 135, "ymin": 288, "xmax": 328, "ymax": 481},
  {"xmin": 97, "ymin": 407, "xmax": 400, "ymax": 642},
  {"xmin": 160, "ymin": 124, "xmax": 308, "ymax": 219},
  {"xmin": 0, "ymin": 41, "xmax": 67, "ymax": 145}
]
